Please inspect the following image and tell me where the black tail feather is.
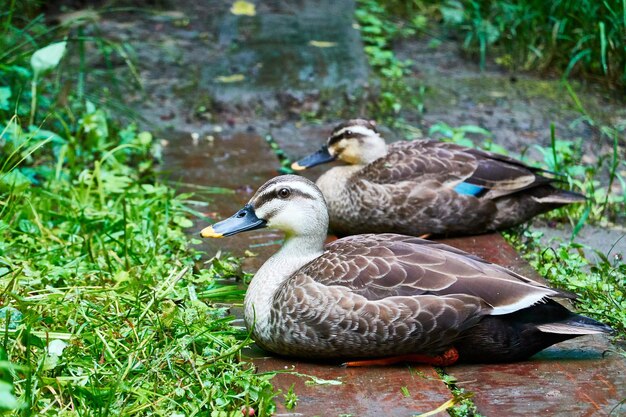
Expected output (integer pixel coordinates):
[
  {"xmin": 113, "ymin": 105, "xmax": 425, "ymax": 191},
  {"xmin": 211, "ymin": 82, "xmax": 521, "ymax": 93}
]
[{"xmin": 455, "ymin": 300, "xmax": 611, "ymax": 363}]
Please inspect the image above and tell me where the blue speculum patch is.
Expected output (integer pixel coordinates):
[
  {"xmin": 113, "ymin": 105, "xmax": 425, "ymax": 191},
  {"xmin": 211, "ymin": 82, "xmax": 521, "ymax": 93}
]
[{"xmin": 454, "ymin": 182, "xmax": 485, "ymax": 196}]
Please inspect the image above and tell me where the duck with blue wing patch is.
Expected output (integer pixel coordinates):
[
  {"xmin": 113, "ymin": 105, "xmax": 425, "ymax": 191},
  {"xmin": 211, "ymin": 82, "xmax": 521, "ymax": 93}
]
[{"xmin": 292, "ymin": 119, "xmax": 585, "ymax": 237}]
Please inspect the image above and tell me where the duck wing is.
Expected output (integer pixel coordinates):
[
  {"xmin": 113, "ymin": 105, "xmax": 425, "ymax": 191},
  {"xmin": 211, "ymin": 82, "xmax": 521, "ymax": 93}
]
[
  {"xmin": 359, "ymin": 141, "xmax": 477, "ymax": 185},
  {"xmin": 460, "ymin": 146, "xmax": 552, "ymax": 198},
  {"xmin": 302, "ymin": 234, "xmax": 565, "ymax": 312},
  {"xmin": 362, "ymin": 141, "xmax": 555, "ymax": 199}
]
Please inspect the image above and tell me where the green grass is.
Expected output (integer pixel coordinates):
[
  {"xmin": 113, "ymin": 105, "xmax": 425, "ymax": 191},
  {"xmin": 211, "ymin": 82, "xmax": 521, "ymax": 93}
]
[
  {"xmin": 505, "ymin": 229, "xmax": 626, "ymax": 336},
  {"xmin": 0, "ymin": 115, "xmax": 280, "ymax": 416},
  {"xmin": 0, "ymin": 6, "xmax": 280, "ymax": 415},
  {"xmin": 436, "ymin": 370, "xmax": 484, "ymax": 417},
  {"xmin": 381, "ymin": 0, "xmax": 626, "ymax": 88}
]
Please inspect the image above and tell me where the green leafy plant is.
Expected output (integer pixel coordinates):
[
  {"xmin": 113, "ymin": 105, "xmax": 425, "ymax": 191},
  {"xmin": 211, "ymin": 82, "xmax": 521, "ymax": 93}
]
[
  {"xmin": 355, "ymin": 0, "xmax": 426, "ymax": 122},
  {"xmin": 283, "ymin": 383, "xmax": 298, "ymax": 410},
  {"xmin": 428, "ymin": 121, "xmax": 510, "ymax": 155},
  {"xmin": 505, "ymin": 230, "xmax": 626, "ymax": 337},
  {"xmin": 437, "ymin": 0, "xmax": 626, "ymax": 87},
  {"xmin": 0, "ymin": 6, "xmax": 141, "ymax": 132},
  {"xmin": 28, "ymin": 40, "xmax": 66, "ymax": 125},
  {"xmin": 437, "ymin": 370, "xmax": 484, "ymax": 417},
  {"xmin": 1, "ymin": 5, "xmax": 281, "ymax": 415},
  {"xmin": 0, "ymin": 109, "xmax": 282, "ymax": 415}
]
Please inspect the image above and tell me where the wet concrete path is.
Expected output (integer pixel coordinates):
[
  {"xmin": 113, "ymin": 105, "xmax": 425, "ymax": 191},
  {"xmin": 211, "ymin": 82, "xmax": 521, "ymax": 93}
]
[{"xmin": 84, "ymin": 0, "xmax": 626, "ymax": 415}]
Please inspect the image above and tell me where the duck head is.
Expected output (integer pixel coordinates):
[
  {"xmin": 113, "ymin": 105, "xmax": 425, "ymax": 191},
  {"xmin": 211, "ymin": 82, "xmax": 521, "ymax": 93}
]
[
  {"xmin": 201, "ymin": 175, "xmax": 329, "ymax": 245},
  {"xmin": 292, "ymin": 119, "xmax": 387, "ymax": 170}
]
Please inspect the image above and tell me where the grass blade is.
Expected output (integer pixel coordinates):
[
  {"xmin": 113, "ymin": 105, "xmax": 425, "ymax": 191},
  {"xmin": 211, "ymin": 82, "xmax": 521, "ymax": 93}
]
[{"xmin": 598, "ymin": 21, "xmax": 607, "ymax": 74}]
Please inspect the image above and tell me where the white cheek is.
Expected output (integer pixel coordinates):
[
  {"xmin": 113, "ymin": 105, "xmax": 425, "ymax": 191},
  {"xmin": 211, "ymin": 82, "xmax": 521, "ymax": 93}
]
[
  {"xmin": 268, "ymin": 209, "xmax": 306, "ymax": 233},
  {"xmin": 265, "ymin": 200, "xmax": 321, "ymax": 235}
]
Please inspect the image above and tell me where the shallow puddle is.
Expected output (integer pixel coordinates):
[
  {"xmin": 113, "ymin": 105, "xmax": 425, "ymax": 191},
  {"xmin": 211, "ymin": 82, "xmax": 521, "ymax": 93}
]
[{"xmin": 160, "ymin": 130, "xmax": 285, "ymax": 268}]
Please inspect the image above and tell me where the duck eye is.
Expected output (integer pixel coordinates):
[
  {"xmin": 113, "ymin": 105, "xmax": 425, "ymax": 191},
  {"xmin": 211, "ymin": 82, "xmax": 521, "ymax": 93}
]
[
  {"xmin": 277, "ymin": 188, "xmax": 291, "ymax": 199},
  {"xmin": 345, "ymin": 130, "xmax": 353, "ymax": 137}
]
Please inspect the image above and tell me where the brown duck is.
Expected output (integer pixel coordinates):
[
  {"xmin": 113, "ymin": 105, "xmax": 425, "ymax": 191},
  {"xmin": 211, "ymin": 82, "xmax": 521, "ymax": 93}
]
[
  {"xmin": 292, "ymin": 119, "xmax": 585, "ymax": 237},
  {"xmin": 200, "ymin": 175, "xmax": 610, "ymax": 364}
]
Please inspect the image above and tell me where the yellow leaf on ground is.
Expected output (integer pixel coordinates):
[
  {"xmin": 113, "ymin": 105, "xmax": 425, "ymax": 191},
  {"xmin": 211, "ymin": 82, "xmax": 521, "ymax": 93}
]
[
  {"xmin": 231, "ymin": 1, "xmax": 256, "ymax": 16},
  {"xmin": 415, "ymin": 397, "xmax": 458, "ymax": 417},
  {"xmin": 215, "ymin": 74, "xmax": 245, "ymax": 83},
  {"xmin": 309, "ymin": 40, "xmax": 338, "ymax": 48}
]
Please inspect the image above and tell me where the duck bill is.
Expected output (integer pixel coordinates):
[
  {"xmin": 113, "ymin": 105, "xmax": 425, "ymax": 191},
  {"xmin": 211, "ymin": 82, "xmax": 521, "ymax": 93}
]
[
  {"xmin": 200, "ymin": 204, "xmax": 267, "ymax": 238},
  {"xmin": 291, "ymin": 145, "xmax": 335, "ymax": 171}
]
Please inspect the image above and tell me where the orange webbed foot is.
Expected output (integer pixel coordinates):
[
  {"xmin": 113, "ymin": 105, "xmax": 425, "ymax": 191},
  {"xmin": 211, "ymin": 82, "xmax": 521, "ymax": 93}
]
[{"xmin": 343, "ymin": 348, "xmax": 459, "ymax": 367}]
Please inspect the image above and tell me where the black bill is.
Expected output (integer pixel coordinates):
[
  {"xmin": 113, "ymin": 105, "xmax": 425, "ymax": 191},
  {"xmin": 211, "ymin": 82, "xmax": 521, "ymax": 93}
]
[
  {"xmin": 291, "ymin": 145, "xmax": 336, "ymax": 170},
  {"xmin": 200, "ymin": 204, "xmax": 267, "ymax": 238}
]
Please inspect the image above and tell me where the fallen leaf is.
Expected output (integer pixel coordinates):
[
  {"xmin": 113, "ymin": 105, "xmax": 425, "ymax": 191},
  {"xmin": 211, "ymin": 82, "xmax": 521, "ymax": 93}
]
[
  {"xmin": 414, "ymin": 397, "xmax": 458, "ymax": 417},
  {"xmin": 292, "ymin": 372, "xmax": 342, "ymax": 385},
  {"xmin": 215, "ymin": 74, "xmax": 245, "ymax": 83},
  {"xmin": 309, "ymin": 40, "xmax": 337, "ymax": 48},
  {"xmin": 231, "ymin": 1, "xmax": 256, "ymax": 16}
]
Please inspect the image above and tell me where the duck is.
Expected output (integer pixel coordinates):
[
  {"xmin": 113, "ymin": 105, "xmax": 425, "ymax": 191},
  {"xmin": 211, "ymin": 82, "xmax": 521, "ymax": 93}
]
[
  {"xmin": 291, "ymin": 119, "xmax": 585, "ymax": 237},
  {"xmin": 200, "ymin": 175, "xmax": 610, "ymax": 364}
]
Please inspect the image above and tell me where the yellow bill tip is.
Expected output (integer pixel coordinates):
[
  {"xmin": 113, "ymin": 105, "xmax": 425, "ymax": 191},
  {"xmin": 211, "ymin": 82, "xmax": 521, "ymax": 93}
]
[
  {"xmin": 200, "ymin": 226, "xmax": 224, "ymax": 238},
  {"xmin": 291, "ymin": 161, "xmax": 307, "ymax": 171}
]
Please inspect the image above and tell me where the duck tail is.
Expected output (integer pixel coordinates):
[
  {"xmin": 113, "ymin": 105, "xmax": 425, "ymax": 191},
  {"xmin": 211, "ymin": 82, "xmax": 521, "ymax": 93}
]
[
  {"xmin": 536, "ymin": 312, "xmax": 613, "ymax": 335},
  {"xmin": 455, "ymin": 300, "xmax": 612, "ymax": 363},
  {"xmin": 531, "ymin": 188, "xmax": 586, "ymax": 205}
]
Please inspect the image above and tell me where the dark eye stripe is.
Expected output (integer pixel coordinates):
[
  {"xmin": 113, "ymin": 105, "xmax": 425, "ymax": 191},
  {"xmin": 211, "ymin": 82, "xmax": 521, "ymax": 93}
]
[
  {"xmin": 328, "ymin": 131, "xmax": 368, "ymax": 146},
  {"xmin": 252, "ymin": 188, "xmax": 318, "ymax": 210}
]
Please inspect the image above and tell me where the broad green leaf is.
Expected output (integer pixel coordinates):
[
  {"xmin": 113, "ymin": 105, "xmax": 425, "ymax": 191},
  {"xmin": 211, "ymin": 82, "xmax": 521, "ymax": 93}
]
[
  {"xmin": 100, "ymin": 172, "xmax": 133, "ymax": 193},
  {"xmin": 0, "ymin": 87, "xmax": 10, "ymax": 110},
  {"xmin": 30, "ymin": 41, "xmax": 67, "ymax": 77},
  {"xmin": 137, "ymin": 131, "xmax": 152, "ymax": 145},
  {"xmin": 459, "ymin": 125, "xmax": 491, "ymax": 136},
  {"xmin": 141, "ymin": 184, "xmax": 157, "ymax": 193},
  {"xmin": 3, "ymin": 65, "xmax": 30, "ymax": 78},
  {"xmin": 28, "ymin": 127, "xmax": 66, "ymax": 144},
  {"xmin": 0, "ymin": 170, "xmax": 32, "ymax": 193},
  {"xmin": 0, "ymin": 381, "xmax": 19, "ymax": 411},
  {"xmin": 173, "ymin": 215, "xmax": 194, "ymax": 228},
  {"xmin": 42, "ymin": 354, "xmax": 59, "ymax": 371},
  {"xmin": 440, "ymin": 1, "xmax": 465, "ymax": 25}
]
